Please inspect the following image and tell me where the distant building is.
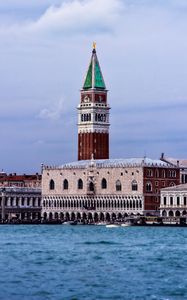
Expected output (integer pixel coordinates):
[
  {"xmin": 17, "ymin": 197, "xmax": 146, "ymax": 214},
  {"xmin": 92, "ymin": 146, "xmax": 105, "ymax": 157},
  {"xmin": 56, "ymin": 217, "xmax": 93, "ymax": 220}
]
[
  {"xmin": 0, "ymin": 173, "xmax": 41, "ymax": 188},
  {"xmin": 160, "ymin": 183, "xmax": 187, "ymax": 218},
  {"xmin": 0, "ymin": 187, "xmax": 41, "ymax": 222},
  {"xmin": 42, "ymin": 158, "xmax": 180, "ymax": 222},
  {"xmin": 41, "ymin": 46, "xmax": 180, "ymax": 222},
  {"xmin": 0, "ymin": 172, "xmax": 41, "ymax": 222},
  {"xmin": 160, "ymin": 153, "xmax": 187, "ymax": 184}
]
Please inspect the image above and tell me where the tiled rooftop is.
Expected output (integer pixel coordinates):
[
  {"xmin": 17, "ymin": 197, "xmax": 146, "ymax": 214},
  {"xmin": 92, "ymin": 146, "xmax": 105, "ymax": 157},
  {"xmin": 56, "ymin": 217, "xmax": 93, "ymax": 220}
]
[
  {"xmin": 56, "ymin": 157, "xmax": 173, "ymax": 169},
  {"xmin": 161, "ymin": 183, "xmax": 187, "ymax": 192}
]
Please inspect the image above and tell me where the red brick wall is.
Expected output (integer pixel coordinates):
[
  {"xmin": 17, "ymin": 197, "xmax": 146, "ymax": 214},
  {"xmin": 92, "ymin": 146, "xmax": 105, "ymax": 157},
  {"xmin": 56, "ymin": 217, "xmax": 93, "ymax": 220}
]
[
  {"xmin": 143, "ymin": 167, "xmax": 180, "ymax": 212},
  {"xmin": 78, "ymin": 132, "xmax": 109, "ymax": 160}
]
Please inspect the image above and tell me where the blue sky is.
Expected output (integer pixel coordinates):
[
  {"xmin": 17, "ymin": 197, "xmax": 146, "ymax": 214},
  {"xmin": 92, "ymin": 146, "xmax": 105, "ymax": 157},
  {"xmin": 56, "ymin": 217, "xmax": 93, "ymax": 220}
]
[{"xmin": 0, "ymin": 0, "xmax": 187, "ymax": 173}]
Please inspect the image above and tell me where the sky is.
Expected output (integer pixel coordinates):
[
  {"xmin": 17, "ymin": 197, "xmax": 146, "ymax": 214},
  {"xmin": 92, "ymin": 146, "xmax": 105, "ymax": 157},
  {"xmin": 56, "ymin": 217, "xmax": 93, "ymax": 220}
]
[{"xmin": 0, "ymin": 0, "xmax": 187, "ymax": 173}]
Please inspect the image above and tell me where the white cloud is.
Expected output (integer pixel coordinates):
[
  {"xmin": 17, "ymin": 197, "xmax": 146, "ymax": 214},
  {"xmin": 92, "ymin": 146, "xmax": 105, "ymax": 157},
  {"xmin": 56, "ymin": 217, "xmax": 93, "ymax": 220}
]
[
  {"xmin": 38, "ymin": 98, "xmax": 65, "ymax": 121},
  {"xmin": 0, "ymin": 0, "xmax": 123, "ymax": 36},
  {"xmin": 1, "ymin": 0, "xmax": 187, "ymax": 171}
]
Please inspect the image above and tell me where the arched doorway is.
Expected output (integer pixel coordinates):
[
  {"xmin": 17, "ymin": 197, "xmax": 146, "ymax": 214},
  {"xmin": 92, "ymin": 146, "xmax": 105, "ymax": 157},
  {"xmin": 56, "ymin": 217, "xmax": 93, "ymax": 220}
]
[
  {"xmin": 88, "ymin": 212, "xmax": 93, "ymax": 223},
  {"xmin": 94, "ymin": 213, "xmax": 99, "ymax": 222},
  {"xmin": 60, "ymin": 212, "xmax": 64, "ymax": 220},
  {"xmin": 71, "ymin": 212, "xmax": 75, "ymax": 221},
  {"xmin": 49, "ymin": 212, "xmax": 53, "ymax": 220},
  {"xmin": 43, "ymin": 212, "xmax": 47, "ymax": 220},
  {"xmin": 65, "ymin": 212, "xmax": 70, "ymax": 221},
  {"xmin": 77, "ymin": 212, "xmax": 81, "ymax": 221},
  {"xmin": 112, "ymin": 213, "xmax": 116, "ymax": 221},
  {"xmin": 117, "ymin": 213, "xmax": 122, "ymax": 220},
  {"xmin": 175, "ymin": 211, "xmax": 180, "ymax": 217},
  {"xmin": 54, "ymin": 212, "xmax": 58, "ymax": 220},
  {"xmin": 83, "ymin": 212, "xmax": 87, "ymax": 221},
  {"xmin": 106, "ymin": 213, "xmax": 110, "ymax": 222},
  {"xmin": 169, "ymin": 211, "xmax": 174, "ymax": 217},
  {"xmin": 162, "ymin": 210, "xmax": 167, "ymax": 217},
  {"xmin": 100, "ymin": 212, "xmax": 104, "ymax": 221}
]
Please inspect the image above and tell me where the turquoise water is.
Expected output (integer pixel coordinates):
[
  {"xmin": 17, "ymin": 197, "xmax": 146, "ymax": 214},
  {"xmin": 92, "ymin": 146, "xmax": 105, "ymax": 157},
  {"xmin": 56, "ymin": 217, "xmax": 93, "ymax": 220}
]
[{"xmin": 0, "ymin": 225, "xmax": 187, "ymax": 300}]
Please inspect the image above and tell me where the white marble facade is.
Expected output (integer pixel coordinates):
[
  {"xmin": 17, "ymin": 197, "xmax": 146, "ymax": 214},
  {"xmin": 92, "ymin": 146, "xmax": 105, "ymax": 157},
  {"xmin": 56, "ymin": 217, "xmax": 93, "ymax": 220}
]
[
  {"xmin": 160, "ymin": 183, "xmax": 187, "ymax": 218},
  {"xmin": 42, "ymin": 158, "xmax": 152, "ymax": 222}
]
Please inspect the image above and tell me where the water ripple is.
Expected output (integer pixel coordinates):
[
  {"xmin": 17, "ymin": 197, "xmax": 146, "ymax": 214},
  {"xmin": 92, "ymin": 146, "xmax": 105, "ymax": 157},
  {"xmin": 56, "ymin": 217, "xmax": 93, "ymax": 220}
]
[{"xmin": 0, "ymin": 225, "xmax": 186, "ymax": 300}]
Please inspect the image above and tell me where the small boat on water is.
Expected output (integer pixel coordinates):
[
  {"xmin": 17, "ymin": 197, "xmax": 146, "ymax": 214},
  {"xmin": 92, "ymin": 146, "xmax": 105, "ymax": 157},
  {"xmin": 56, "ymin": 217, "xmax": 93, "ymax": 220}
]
[
  {"xmin": 62, "ymin": 221, "xmax": 78, "ymax": 225},
  {"xmin": 121, "ymin": 223, "xmax": 132, "ymax": 227},
  {"xmin": 106, "ymin": 224, "xmax": 120, "ymax": 228},
  {"xmin": 96, "ymin": 222, "xmax": 108, "ymax": 226}
]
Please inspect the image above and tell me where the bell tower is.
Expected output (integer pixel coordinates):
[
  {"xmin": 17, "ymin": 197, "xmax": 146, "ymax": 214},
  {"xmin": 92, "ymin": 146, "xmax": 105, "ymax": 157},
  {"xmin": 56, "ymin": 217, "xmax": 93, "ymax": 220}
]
[{"xmin": 77, "ymin": 44, "xmax": 110, "ymax": 160}]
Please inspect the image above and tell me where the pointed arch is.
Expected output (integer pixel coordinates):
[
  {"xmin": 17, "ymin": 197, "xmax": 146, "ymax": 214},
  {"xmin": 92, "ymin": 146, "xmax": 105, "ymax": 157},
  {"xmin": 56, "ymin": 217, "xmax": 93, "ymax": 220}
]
[
  {"xmin": 132, "ymin": 180, "xmax": 138, "ymax": 191},
  {"xmin": 155, "ymin": 169, "xmax": 159, "ymax": 178},
  {"xmin": 146, "ymin": 182, "xmax": 152, "ymax": 192},
  {"xmin": 101, "ymin": 178, "xmax": 107, "ymax": 189},
  {"xmin": 78, "ymin": 178, "xmax": 83, "ymax": 189},
  {"xmin": 49, "ymin": 179, "xmax": 55, "ymax": 190},
  {"xmin": 116, "ymin": 180, "xmax": 122, "ymax": 191},
  {"xmin": 63, "ymin": 179, "xmax": 69, "ymax": 190},
  {"xmin": 89, "ymin": 181, "xmax": 94, "ymax": 192},
  {"xmin": 162, "ymin": 210, "xmax": 167, "ymax": 217},
  {"xmin": 162, "ymin": 170, "xmax": 166, "ymax": 178}
]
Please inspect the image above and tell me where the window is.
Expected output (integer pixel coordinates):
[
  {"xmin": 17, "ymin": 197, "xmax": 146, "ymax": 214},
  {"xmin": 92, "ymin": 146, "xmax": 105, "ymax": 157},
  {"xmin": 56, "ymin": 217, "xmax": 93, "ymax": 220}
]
[
  {"xmin": 63, "ymin": 179, "xmax": 68, "ymax": 190},
  {"xmin": 155, "ymin": 169, "xmax": 159, "ymax": 178},
  {"xmin": 164, "ymin": 197, "xmax": 167, "ymax": 205},
  {"xmin": 162, "ymin": 170, "xmax": 166, "ymax": 178},
  {"xmin": 49, "ymin": 179, "xmax": 55, "ymax": 190},
  {"xmin": 170, "ymin": 197, "xmax": 173, "ymax": 206},
  {"xmin": 146, "ymin": 182, "xmax": 152, "ymax": 192},
  {"xmin": 155, "ymin": 181, "xmax": 158, "ymax": 187},
  {"xmin": 78, "ymin": 179, "xmax": 83, "ymax": 189},
  {"xmin": 132, "ymin": 180, "xmax": 138, "ymax": 191},
  {"xmin": 168, "ymin": 170, "xmax": 176, "ymax": 177},
  {"xmin": 116, "ymin": 180, "xmax": 122, "ymax": 191},
  {"xmin": 101, "ymin": 178, "xmax": 107, "ymax": 189},
  {"xmin": 184, "ymin": 197, "xmax": 187, "ymax": 206},
  {"xmin": 147, "ymin": 169, "xmax": 153, "ymax": 177},
  {"xmin": 177, "ymin": 197, "xmax": 180, "ymax": 206},
  {"xmin": 89, "ymin": 182, "xmax": 94, "ymax": 192}
]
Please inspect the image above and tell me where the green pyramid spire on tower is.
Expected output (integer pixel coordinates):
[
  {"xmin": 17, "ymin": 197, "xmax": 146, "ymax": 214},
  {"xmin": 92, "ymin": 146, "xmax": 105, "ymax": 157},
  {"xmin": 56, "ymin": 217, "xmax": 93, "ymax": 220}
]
[{"xmin": 83, "ymin": 44, "xmax": 106, "ymax": 90}]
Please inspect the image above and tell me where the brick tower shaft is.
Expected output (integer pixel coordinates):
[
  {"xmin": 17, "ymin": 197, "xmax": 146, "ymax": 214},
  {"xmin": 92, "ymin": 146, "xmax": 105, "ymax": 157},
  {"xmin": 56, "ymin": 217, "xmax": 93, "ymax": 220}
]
[{"xmin": 77, "ymin": 45, "xmax": 110, "ymax": 160}]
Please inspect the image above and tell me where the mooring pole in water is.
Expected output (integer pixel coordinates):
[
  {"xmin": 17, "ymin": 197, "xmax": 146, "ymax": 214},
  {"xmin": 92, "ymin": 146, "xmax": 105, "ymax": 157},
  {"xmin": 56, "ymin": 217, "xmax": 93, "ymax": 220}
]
[{"xmin": 1, "ymin": 188, "xmax": 6, "ymax": 222}]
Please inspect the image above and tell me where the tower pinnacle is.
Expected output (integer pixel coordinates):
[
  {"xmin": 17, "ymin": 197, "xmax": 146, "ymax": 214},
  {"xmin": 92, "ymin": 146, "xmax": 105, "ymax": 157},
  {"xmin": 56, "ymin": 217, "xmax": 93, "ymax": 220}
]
[
  {"xmin": 83, "ymin": 46, "xmax": 106, "ymax": 90},
  {"xmin": 93, "ymin": 42, "xmax": 96, "ymax": 51}
]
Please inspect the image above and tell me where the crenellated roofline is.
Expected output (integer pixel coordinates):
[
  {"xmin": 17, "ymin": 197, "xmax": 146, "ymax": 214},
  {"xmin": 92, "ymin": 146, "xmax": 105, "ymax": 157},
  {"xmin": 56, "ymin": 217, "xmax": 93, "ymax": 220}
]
[{"xmin": 42, "ymin": 157, "xmax": 178, "ymax": 171}]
